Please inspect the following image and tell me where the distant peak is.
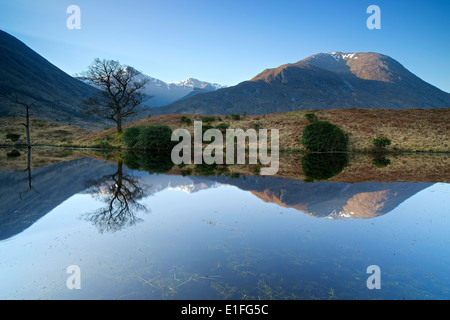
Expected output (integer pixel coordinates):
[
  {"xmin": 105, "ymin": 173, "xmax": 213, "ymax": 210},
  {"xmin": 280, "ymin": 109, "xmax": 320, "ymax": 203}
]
[{"xmin": 169, "ymin": 78, "xmax": 227, "ymax": 89}]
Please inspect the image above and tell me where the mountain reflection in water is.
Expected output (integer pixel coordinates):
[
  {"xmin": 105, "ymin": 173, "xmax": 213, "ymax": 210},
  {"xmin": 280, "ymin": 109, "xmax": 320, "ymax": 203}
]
[
  {"xmin": 0, "ymin": 150, "xmax": 449, "ymax": 300},
  {"xmin": 0, "ymin": 153, "xmax": 436, "ymax": 239}
]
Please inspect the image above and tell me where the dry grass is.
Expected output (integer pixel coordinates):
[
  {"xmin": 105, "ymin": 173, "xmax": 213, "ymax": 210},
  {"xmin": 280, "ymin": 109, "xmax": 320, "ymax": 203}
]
[
  {"xmin": 0, "ymin": 117, "xmax": 90, "ymax": 147},
  {"xmin": 0, "ymin": 108, "xmax": 448, "ymax": 153},
  {"xmin": 72, "ymin": 108, "xmax": 450, "ymax": 152}
]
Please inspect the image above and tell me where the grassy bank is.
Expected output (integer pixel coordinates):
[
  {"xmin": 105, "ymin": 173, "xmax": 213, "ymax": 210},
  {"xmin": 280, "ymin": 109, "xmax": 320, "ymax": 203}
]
[
  {"xmin": 0, "ymin": 117, "xmax": 90, "ymax": 147},
  {"xmin": 1, "ymin": 109, "xmax": 449, "ymax": 153},
  {"xmin": 72, "ymin": 108, "xmax": 450, "ymax": 153}
]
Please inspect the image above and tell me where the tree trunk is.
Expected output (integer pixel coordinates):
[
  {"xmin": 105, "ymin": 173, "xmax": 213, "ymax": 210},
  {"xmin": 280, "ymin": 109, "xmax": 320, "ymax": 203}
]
[
  {"xmin": 25, "ymin": 105, "xmax": 31, "ymax": 148},
  {"xmin": 116, "ymin": 114, "xmax": 122, "ymax": 133}
]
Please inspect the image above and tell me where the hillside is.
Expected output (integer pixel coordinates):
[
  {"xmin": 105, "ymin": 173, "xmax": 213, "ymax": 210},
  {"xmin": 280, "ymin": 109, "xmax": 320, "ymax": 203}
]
[
  {"xmin": 73, "ymin": 108, "xmax": 450, "ymax": 153},
  {"xmin": 151, "ymin": 52, "xmax": 450, "ymax": 116},
  {"xmin": 0, "ymin": 30, "xmax": 108, "ymax": 129}
]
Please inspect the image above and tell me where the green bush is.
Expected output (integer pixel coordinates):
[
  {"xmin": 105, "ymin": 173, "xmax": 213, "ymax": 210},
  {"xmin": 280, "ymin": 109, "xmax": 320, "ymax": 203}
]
[
  {"xmin": 180, "ymin": 116, "xmax": 192, "ymax": 125},
  {"xmin": 134, "ymin": 125, "xmax": 176, "ymax": 152},
  {"xmin": 201, "ymin": 124, "xmax": 215, "ymax": 135},
  {"xmin": 96, "ymin": 140, "xmax": 112, "ymax": 149},
  {"xmin": 124, "ymin": 125, "xmax": 175, "ymax": 153},
  {"xmin": 305, "ymin": 113, "xmax": 319, "ymax": 123},
  {"xmin": 231, "ymin": 114, "xmax": 241, "ymax": 121},
  {"xmin": 122, "ymin": 126, "xmax": 142, "ymax": 148},
  {"xmin": 301, "ymin": 121, "xmax": 348, "ymax": 152},
  {"xmin": 372, "ymin": 136, "xmax": 391, "ymax": 148},
  {"xmin": 5, "ymin": 133, "xmax": 20, "ymax": 142},
  {"xmin": 201, "ymin": 116, "xmax": 216, "ymax": 123},
  {"xmin": 215, "ymin": 123, "xmax": 230, "ymax": 132}
]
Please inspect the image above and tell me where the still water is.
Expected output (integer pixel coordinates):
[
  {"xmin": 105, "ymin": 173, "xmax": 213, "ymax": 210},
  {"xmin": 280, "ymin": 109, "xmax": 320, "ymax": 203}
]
[{"xmin": 0, "ymin": 152, "xmax": 449, "ymax": 300}]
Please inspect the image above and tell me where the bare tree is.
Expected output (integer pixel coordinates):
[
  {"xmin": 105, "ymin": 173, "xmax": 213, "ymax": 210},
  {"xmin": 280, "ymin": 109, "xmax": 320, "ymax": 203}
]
[
  {"xmin": 14, "ymin": 96, "xmax": 35, "ymax": 148},
  {"xmin": 80, "ymin": 58, "xmax": 151, "ymax": 133}
]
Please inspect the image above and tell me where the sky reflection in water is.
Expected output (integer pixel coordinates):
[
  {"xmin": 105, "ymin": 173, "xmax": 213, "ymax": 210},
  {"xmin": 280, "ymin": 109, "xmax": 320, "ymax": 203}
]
[{"xmin": 0, "ymin": 163, "xmax": 449, "ymax": 300}]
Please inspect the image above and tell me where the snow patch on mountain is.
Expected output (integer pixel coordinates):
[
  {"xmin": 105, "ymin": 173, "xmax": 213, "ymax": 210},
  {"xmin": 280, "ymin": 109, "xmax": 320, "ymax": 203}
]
[{"xmin": 329, "ymin": 52, "xmax": 358, "ymax": 61}]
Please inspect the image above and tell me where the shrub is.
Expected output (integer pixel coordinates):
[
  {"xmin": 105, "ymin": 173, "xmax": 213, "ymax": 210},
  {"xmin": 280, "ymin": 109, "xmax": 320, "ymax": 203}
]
[
  {"xmin": 201, "ymin": 124, "xmax": 215, "ymax": 135},
  {"xmin": 124, "ymin": 125, "xmax": 176, "ymax": 153},
  {"xmin": 180, "ymin": 116, "xmax": 192, "ymax": 125},
  {"xmin": 123, "ymin": 126, "xmax": 142, "ymax": 148},
  {"xmin": 305, "ymin": 113, "xmax": 319, "ymax": 123},
  {"xmin": 96, "ymin": 140, "xmax": 112, "ymax": 149},
  {"xmin": 5, "ymin": 133, "xmax": 20, "ymax": 142},
  {"xmin": 231, "ymin": 114, "xmax": 241, "ymax": 121},
  {"xmin": 215, "ymin": 123, "xmax": 230, "ymax": 132},
  {"xmin": 372, "ymin": 136, "xmax": 391, "ymax": 148},
  {"xmin": 133, "ymin": 125, "xmax": 176, "ymax": 152},
  {"xmin": 201, "ymin": 116, "xmax": 216, "ymax": 123},
  {"xmin": 301, "ymin": 121, "xmax": 348, "ymax": 152}
]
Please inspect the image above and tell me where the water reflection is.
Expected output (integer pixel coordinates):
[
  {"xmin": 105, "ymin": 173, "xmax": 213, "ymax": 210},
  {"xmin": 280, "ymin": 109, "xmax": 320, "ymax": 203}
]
[
  {"xmin": 0, "ymin": 149, "xmax": 449, "ymax": 300},
  {"xmin": 301, "ymin": 153, "xmax": 348, "ymax": 181},
  {"xmin": 83, "ymin": 161, "xmax": 151, "ymax": 233},
  {"xmin": 18, "ymin": 147, "xmax": 37, "ymax": 199},
  {"xmin": 123, "ymin": 150, "xmax": 174, "ymax": 174},
  {"xmin": 371, "ymin": 154, "xmax": 391, "ymax": 168}
]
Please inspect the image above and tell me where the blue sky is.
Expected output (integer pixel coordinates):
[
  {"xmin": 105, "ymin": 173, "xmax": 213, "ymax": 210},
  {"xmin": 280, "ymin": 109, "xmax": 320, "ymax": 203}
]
[{"xmin": 0, "ymin": 0, "xmax": 449, "ymax": 92}]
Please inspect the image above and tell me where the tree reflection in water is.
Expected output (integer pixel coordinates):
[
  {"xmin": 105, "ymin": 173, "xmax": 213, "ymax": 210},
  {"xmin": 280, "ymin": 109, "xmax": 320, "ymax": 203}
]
[
  {"xmin": 301, "ymin": 153, "xmax": 349, "ymax": 182},
  {"xmin": 83, "ymin": 160, "xmax": 151, "ymax": 233}
]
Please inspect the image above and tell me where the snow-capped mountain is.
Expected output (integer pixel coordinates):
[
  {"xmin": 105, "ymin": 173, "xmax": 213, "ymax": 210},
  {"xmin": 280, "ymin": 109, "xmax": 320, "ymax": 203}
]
[
  {"xmin": 152, "ymin": 51, "xmax": 450, "ymax": 116},
  {"xmin": 78, "ymin": 71, "xmax": 227, "ymax": 108},
  {"xmin": 141, "ymin": 76, "xmax": 227, "ymax": 107}
]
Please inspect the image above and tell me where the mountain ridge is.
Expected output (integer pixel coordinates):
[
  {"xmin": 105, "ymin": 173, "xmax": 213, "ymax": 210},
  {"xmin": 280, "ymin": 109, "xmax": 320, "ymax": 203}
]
[
  {"xmin": 0, "ymin": 30, "xmax": 109, "ymax": 129},
  {"xmin": 152, "ymin": 51, "xmax": 450, "ymax": 116}
]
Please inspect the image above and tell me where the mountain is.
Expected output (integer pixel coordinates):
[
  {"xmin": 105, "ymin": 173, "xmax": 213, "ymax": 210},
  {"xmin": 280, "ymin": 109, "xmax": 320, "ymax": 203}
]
[
  {"xmin": 152, "ymin": 52, "xmax": 450, "ymax": 116},
  {"xmin": 140, "ymin": 76, "xmax": 227, "ymax": 107},
  {"xmin": 0, "ymin": 30, "xmax": 107, "ymax": 129}
]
